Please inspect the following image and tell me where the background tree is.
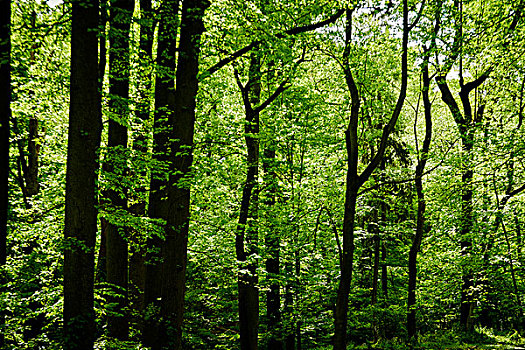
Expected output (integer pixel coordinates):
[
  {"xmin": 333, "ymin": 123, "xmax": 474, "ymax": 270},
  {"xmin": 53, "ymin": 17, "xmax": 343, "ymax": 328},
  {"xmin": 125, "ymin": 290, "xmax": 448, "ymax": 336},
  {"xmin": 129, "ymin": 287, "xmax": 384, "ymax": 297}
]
[{"xmin": 0, "ymin": 0, "xmax": 11, "ymax": 346}]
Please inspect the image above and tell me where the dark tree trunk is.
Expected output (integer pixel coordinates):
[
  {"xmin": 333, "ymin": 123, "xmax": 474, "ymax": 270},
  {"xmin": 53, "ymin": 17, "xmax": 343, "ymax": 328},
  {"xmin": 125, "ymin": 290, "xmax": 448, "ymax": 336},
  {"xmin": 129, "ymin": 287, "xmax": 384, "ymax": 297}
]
[
  {"xmin": 99, "ymin": 0, "xmax": 107, "ymax": 91},
  {"xmin": 0, "ymin": 0, "xmax": 10, "ymax": 346},
  {"xmin": 234, "ymin": 32, "xmax": 291, "ymax": 350},
  {"xmin": 284, "ymin": 259, "xmax": 295, "ymax": 350},
  {"xmin": 333, "ymin": 4, "xmax": 408, "ymax": 349},
  {"xmin": 436, "ymin": 67, "xmax": 489, "ymax": 331},
  {"xmin": 371, "ymin": 210, "xmax": 380, "ymax": 340},
  {"xmin": 381, "ymin": 242, "xmax": 388, "ymax": 299},
  {"xmin": 63, "ymin": 0, "xmax": 101, "ymax": 347},
  {"xmin": 264, "ymin": 147, "xmax": 283, "ymax": 350},
  {"xmin": 25, "ymin": 117, "xmax": 39, "ymax": 196},
  {"xmin": 371, "ymin": 210, "xmax": 380, "ymax": 307},
  {"xmin": 143, "ymin": 0, "xmax": 179, "ymax": 346},
  {"xmin": 94, "ymin": 0, "xmax": 107, "ymax": 292},
  {"xmin": 407, "ymin": 48, "xmax": 433, "ymax": 340},
  {"xmin": 236, "ymin": 50, "xmax": 262, "ymax": 350},
  {"xmin": 104, "ymin": 0, "xmax": 134, "ymax": 340},
  {"xmin": 157, "ymin": 0, "xmax": 209, "ymax": 348},
  {"xmin": 128, "ymin": 0, "xmax": 154, "ymax": 335},
  {"xmin": 96, "ymin": 218, "xmax": 108, "ymax": 283}
]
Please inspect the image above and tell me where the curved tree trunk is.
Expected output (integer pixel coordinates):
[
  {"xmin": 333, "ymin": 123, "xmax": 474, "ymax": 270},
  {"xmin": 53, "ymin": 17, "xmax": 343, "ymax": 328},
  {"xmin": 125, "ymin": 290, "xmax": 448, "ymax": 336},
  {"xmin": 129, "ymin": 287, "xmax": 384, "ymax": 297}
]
[
  {"xmin": 436, "ymin": 69, "xmax": 489, "ymax": 332},
  {"xmin": 407, "ymin": 47, "xmax": 433, "ymax": 340},
  {"xmin": 333, "ymin": 4, "xmax": 409, "ymax": 349}
]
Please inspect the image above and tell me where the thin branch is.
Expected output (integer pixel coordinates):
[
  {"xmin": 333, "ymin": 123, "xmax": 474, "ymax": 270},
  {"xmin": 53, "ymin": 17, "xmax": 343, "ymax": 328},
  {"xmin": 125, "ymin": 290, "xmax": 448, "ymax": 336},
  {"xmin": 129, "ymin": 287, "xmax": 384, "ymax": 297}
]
[{"xmin": 201, "ymin": 9, "xmax": 345, "ymax": 79}]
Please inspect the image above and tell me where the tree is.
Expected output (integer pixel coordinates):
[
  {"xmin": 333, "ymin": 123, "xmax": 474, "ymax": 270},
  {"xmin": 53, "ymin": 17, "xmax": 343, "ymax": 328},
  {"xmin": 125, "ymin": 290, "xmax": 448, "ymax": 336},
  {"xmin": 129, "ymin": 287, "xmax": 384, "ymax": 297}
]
[
  {"xmin": 0, "ymin": 0, "xmax": 11, "ymax": 345},
  {"xmin": 407, "ymin": 43, "xmax": 434, "ymax": 341},
  {"xmin": 142, "ymin": 0, "xmax": 179, "ymax": 345},
  {"xmin": 103, "ymin": 0, "xmax": 134, "ymax": 340},
  {"xmin": 333, "ymin": 3, "xmax": 409, "ymax": 349},
  {"xmin": 62, "ymin": 0, "xmax": 101, "ymax": 348},
  {"xmin": 159, "ymin": 0, "xmax": 210, "ymax": 346}
]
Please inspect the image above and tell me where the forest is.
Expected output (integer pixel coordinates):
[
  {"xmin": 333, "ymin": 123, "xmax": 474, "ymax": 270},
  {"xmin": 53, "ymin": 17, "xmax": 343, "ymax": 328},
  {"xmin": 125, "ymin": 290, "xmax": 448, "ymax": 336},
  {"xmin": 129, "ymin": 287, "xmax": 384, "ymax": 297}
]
[{"xmin": 1, "ymin": 0, "xmax": 525, "ymax": 349}]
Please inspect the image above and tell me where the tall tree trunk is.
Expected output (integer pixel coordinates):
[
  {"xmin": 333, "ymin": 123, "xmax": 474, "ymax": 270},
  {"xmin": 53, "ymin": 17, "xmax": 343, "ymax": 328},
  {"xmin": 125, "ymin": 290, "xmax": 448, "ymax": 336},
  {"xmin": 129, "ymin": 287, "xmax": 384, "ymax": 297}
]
[
  {"xmin": 236, "ymin": 50, "xmax": 262, "ymax": 350},
  {"xmin": 142, "ymin": 0, "xmax": 179, "ymax": 346},
  {"xmin": 407, "ymin": 48, "xmax": 433, "ymax": 340},
  {"xmin": 94, "ymin": 0, "xmax": 107, "ymax": 285},
  {"xmin": 19, "ymin": 11, "xmax": 39, "ymax": 198},
  {"xmin": 104, "ymin": 0, "xmax": 134, "ymax": 340},
  {"xmin": 264, "ymin": 146, "xmax": 283, "ymax": 350},
  {"xmin": 370, "ymin": 208, "xmax": 380, "ymax": 340},
  {"xmin": 25, "ymin": 117, "xmax": 39, "ymax": 196},
  {"xmin": 381, "ymin": 242, "xmax": 388, "ymax": 299},
  {"xmin": 333, "ymin": 4, "xmax": 408, "ymax": 349},
  {"xmin": 284, "ymin": 257, "xmax": 295, "ymax": 350},
  {"xmin": 158, "ymin": 0, "xmax": 209, "ymax": 348},
  {"xmin": 128, "ymin": 0, "xmax": 155, "ymax": 333},
  {"xmin": 0, "ymin": 0, "xmax": 11, "ymax": 346},
  {"xmin": 63, "ymin": 0, "xmax": 101, "ymax": 347},
  {"xmin": 436, "ymin": 68, "xmax": 489, "ymax": 331}
]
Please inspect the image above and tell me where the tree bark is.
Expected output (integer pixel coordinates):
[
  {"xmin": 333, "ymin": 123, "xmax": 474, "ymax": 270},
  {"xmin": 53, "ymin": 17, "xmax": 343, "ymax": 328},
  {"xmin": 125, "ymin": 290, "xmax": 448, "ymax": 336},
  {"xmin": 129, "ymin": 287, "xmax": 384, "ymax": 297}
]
[
  {"xmin": 155, "ymin": 0, "xmax": 209, "ymax": 348},
  {"xmin": 236, "ymin": 50, "xmax": 262, "ymax": 350},
  {"xmin": 128, "ymin": 0, "xmax": 154, "ymax": 335},
  {"xmin": 0, "ymin": 0, "xmax": 11, "ymax": 346},
  {"xmin": 25, "ymin": 117, "xmax": 39, "ymax": 196},
  {"xmin": 264, "ymin": 147, "xmax": 283, "ymax": 350},
  {"xmin": 142, "ymin": 0, "xmax": 179, "ymax": 346},
  {"xmin": 436, "ymin": 69, "xmax": 489, "ymax": 331},
  {"xmin": 63, "ymin": 0, "xmax": 101, "ymax": 347},
  {"xmin": 407, "ymin": 48, "xmax": 433, "ymax": 340},
  {"xmin": 104, "ymin": 0, "xmax": 134, "ymax": 340},
  {"xmin": 333, "ymin": 4, "xmax": 408, "ymax": 349}
]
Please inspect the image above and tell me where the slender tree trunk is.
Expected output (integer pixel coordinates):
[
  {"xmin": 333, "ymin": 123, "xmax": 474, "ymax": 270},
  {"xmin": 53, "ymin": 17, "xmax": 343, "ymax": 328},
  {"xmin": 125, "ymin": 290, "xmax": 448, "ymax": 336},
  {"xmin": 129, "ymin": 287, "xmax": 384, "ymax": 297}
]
[
  {"xmin": 143, "ymin": 0, "xmax": 179, "ymax": 346},
  {"xmin": 437, "ymin": 67, "xmax": 489, "ymax": 331},
  {"xmin": 129, "ymin": 0, "xmax": 154, "ymax": 332},
  {"xmin": 94, "ymin": 0, "xmax": 107, "ymax": 286},
  {"xmin": 236, "ymin": 50, "xmax": 262, "ymax": 350},
  {"xmin": 371, "ymin": 209, "xmax": 380, "ymax": 340},
  {"xmin": 63, "ymin": 0, "xmax": 101, "ymax": 347},
  {"xmin": 381, "ymin": 242, "xmax": 388, "ymax": 299},
  {"xmin": 128, "ymin": 0, "xmax": 154, "ymax": 334},
  {"xmin": 264, "ymin": 146, "xmax": 283, "ymax": 350},
  {"xmin": 333, "ymin": 187, "xmax": 357, "ymax": 350},
  {"xmin": 96, "ymin": 218, "xmax": 108, "ymax": 283},
  {"xmin": 25, "ymin": 117, "xmax": 39, "ymax": 195},
  {"xmin": 407, "ymin": 51, "xmax": 433, "ymax": 340},
  {"xmin": 104, "ymin": 0, "xmax": 134, "ymax": 340},
  {"xmin": 99, "ymin": 0, "xmax": 107, "ymax": 91},
  {"xmin": 284, "ymin": 249, "xmax": 295, "ymax": 350},
  {"xmin": 333, "ymin": 4, "xmax": 408, "ymax": 349},
  {"xmin": 459, "ymin": 143, "xmax": 474, "ymax": 331},
  {"xmin": 0, "ymin": 0, "xmax": 11, "ymax": 346},
  {"xmin": 16, "ymin": 11, "xmax": 39, "ymax": 198},
  {"xmin": 158, "ymin": 1, "xmax": 209, "ymax": 348}
]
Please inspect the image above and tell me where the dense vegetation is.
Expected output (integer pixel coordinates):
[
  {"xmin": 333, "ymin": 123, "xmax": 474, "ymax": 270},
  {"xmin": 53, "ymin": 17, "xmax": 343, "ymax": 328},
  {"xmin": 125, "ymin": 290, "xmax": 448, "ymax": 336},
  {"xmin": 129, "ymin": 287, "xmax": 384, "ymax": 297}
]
[{"xmin": 1, "ymin": 0, "xmax": 525, "ymax": 349}]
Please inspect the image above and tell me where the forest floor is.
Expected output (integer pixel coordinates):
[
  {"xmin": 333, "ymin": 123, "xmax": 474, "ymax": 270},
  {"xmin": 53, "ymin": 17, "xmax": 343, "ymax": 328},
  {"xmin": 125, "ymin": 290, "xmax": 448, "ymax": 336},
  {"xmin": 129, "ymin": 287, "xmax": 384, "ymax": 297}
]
[{"xmin": 346, "ymin": 329, "xmax": 525, "ymax": 350}]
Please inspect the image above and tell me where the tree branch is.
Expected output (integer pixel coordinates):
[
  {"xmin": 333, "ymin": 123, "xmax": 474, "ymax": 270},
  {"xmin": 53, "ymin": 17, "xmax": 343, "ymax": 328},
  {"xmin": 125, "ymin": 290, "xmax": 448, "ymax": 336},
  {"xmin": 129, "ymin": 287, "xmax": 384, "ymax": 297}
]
[{"xmin": 201, "ymin": 9, "xmax": 345, "ymax": 79}]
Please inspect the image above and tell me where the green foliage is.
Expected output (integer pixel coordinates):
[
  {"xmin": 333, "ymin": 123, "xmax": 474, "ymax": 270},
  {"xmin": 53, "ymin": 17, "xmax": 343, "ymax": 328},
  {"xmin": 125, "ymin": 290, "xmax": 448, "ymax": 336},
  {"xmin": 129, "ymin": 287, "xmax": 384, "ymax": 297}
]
[{"xmin": 3, "ymin": 0, "xmax": 525, "ymax": 348}]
